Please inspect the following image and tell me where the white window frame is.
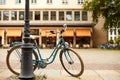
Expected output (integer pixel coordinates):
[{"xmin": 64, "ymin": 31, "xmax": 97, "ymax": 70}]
[
  {"xmin": 62, "ymin": 0, "xmax": 68, "ymax": 4},
  {"xmin": 78, "ymin": 0, "xmax": 84, "ymax": 4},
  {"xmin": 0, "ymin": 0, "xmax": 5, "ymax": 4},
  {"xmin": 16, "ymin": 0, "xmax": 21, "ymax": 4},
  {"xmin": 47, "ymin": 0, "xmax": 52, "ymax": 4},
  {"xmin": 31, "ymin": 0, "xmax": 37, "ymax": 4}
]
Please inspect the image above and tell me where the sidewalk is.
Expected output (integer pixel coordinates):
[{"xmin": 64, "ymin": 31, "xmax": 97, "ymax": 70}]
[
  {"xmin": 0, "ymin": 69, "xmax": 120, "ymax": 80},
  {"xmin": 0, "ymin": 49, "xmax": 120, "ymax": 80}
]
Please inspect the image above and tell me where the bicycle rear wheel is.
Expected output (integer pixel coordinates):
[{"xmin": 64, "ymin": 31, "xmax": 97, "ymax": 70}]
[
  {"xmin": 60, "ymin": 48, "xmax": 84, "ymax": 77},
  {"xmin": 6, "ymin": 45, "xmax": 38, "ymax": 75}
]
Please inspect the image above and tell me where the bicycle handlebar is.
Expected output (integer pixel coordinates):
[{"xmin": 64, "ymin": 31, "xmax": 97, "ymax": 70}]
[
  {"xmin": 29, "ymin": 24, "xmax": 67, "ymax": 46},
  {"xmin": 50, "ymin": 24, "xmax": 67, "ymax": 34}
]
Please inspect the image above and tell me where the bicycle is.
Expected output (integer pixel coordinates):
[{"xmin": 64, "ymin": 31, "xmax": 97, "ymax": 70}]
[{"xmin": 6, "ymin": 24, "xmax": 84, "ymax": 77}]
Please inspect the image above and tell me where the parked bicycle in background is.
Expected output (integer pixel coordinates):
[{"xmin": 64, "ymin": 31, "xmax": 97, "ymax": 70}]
[{"xmin": 6, "ymin": 24, "xmax": 84, "ymax": 77}]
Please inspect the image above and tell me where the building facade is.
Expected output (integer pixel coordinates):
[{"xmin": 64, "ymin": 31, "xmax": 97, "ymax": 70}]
[
  {"xmin": 0, "ymin": 0, "xmax": 107, "ymax": 48},
  {"xmin": 108, "ymin": 28, "xmax": 120, "ymax": 42}
]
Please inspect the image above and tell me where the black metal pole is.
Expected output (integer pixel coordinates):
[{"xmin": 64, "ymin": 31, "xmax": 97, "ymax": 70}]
[{"xmin": 19, "ymin": 0, "xmax": 34, "ymax": 79}]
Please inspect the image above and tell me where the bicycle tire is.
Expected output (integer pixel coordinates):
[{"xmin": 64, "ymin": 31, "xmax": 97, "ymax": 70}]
[
  {"xmin": 59, "ymin": 48, "xmax": 84, "ymax": 77},
  {"xmin": 6, "ymin": 45, "xmax": 38, "ymax": 75}
]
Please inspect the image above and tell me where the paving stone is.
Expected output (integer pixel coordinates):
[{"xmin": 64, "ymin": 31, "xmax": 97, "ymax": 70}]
[
  {"xmin": 80, "ymin": 70, "xmax": 103, "ymax": 80},
  {"xmin": 95, "ymin": 70, "xmax": 120, "ymax": 80}
]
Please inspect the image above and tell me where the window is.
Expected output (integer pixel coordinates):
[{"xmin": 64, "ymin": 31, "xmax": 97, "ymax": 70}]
[
  {"xmin": 16, "ymin": 0, "xmax": 21, "ymax": 3},
  {"xmin": 19, "ymin": 11, "xmax": 24, "ymax": 20},
  {"xmin": 82, "ymin": 11, "xmax": 87, "ymax": 21},
  {"xmin": 62, "ymin": 0, "xmax": 68, "ymax": 4},
  {"xmin": 35, "ymin": 11, "xmax": 40, "ymax": 20},
  {"xmin": 31, "ymin": 0, "xmax": 37, "ymax": 4},
  {"xmin": 51, "ymin": 11, "xmax": 56, "ymax": 21},
  {"xmin": 114, "ymin": 37, "xmax": 116, "ymax": 40},
  {"xmin": 47, "ymin": 0, "xmax": 52, "ymax": 4},
  {"xmin": 74, "ymin": 11, "xmax": 80, "ymax": 21},
  {"xmin": 118, "ymin": 29, "xmax": 120, "ymax": 35},
  {"xmin": 43, "ymin": 11, "xmax": 49, "ymax": 20},
  {"xmin": 114, "ymin": 29, "xmax": 116, "ymax": 35},
  {"xmin": 11, "ymin": 11, "xmax": 17, "ymax": 20},
  {"xmin": 110, "ymin": 37, "xmax": 112, "ymax": 40},
  {"xmin": 30, "ymin": 29, "xmax": 39, "ymax": 35},
  {"xmin": 0, "ymin": 11, "xmax": 1, "ymax": 20},
  {"xmin": 30, "ymin": 11, "xmax": 33, "ymax": 20},
  {"xmin": 110, "ymin": 29, "xmax": 113, "ymax": 35},
  {"xmin": 66, "ymin": 11, "xmax": 72, "ymax": 21},
  {"xmin": 59, "ymin": 11, "xmax": 64, "ymax": 21},
  {"xmin": 78, "ymin": 0, "xmax": 84, "ymax": 4},
  {"xmin": 3, "ymin": 11, "xmax": 9, "ymax": 20},
  {"xmin": 0, "ymin": 0, "xmax": 5, "ymax": 4}
]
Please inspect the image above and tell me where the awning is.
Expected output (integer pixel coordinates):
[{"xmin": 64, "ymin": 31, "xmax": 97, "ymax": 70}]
[
  {"xmin": 62, "ymin": 29, "xmax": 74, "ymax": 37},
  {"xmin": 76, "ymin": 29, "xmax": 91, "ymax": 37},
  {"xmin": 0, "ymin": 29, "xmax": 3, "ymax": 37},
  {"xmin": 41, "ymin": 30, "xmax": 56, "ymax": 37},
  {"xmin": 7, "ymin": 29, "xmax": 22, "ymax": 37}
]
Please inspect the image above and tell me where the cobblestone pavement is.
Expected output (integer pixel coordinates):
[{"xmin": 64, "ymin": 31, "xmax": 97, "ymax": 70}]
[{"xmin": 0, "ymin": 48, "xmax": 120, "ymax": 80}]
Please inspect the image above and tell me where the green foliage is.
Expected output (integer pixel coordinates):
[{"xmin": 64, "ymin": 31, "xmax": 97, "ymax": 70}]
[
  {"xmin": 83, "ymin": 0, "xmax": 120, "ymax": 30},
  {"xmin": 109, "ymin": 39, "xmax": 114, "ymax": 44},
  {"xmin": 34, "ymin": 74, "xmax": 47, "ymax": 80},
  {"xmin": 115, "ymin": 36, "xmax": 120, "ymax": 44}
]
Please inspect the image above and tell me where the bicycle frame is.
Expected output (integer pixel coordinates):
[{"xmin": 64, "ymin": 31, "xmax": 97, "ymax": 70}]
[
  {"xmin": 10, "ymin": 35, "xmax": 70, "ymax": 69},
  {"xmin": 33, "ymin": 36, "xmax": 68, "ymax": 65}
]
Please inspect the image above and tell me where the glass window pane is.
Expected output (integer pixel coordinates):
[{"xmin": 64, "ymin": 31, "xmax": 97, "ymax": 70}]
[
  {"xmin": 0, "ymin": 0, "xmax": 5, "ymax": 4},
  {"xmin": 35, "ymin": 11, "xmax": 40, "ymax": 20},
  {"xmin": 59, "ymin": 11, "xmax": 64, "ymax": 21},
  {"xmin": 3, "ymin": 11, "xmax": 9, "ymax": 20},
  {"xmin": 78, "ymin": 0, "xmax": 84, "ymax": 4},
  {"xmin": 62, "ymin": 0, "xmax": 68, "ymax": 4},
  {"xmin": 74, "ymin": 11, "xmax": 80, "ymax": 21},
  {"xmin": 43, "ymin": 11, "xmax": 49, "ymax": 20},
  {"xmin": 110, "ymin": 29, "xmax": 113, "ymax": 35},
  {"xmin": 51, "ymin": 11, "xmax": 56, "ymax": 21},
  {"xmin": 0, "ymin": 11, "xmax": 1, "ymax": 20},
  {"xmin": 47, "ymin": 0, "xmax": 52, "ymax": 3},
  {"xmin": 30, "ymin": 29, "xmax": 39, "ymax": 35},
  {"xmin": 66, "ymin": 11, "xmax": 72, "ymax": 21},
  {"xmin": 114, "ymin": 29, "xmax": 116, "ymax": 35},
  {"xmin": 16, "ymin": 0, "xmax": 21, "ymax": 3},
  {"xmin": 118, "ymin": 29, "xmax": 120, "ymax": 35},
  {"xmin": 110, "ymin": 37, "xmax": 112, "ymax": 40},
  {"xmin": 19, "ymin": 11, "xmax": 24, "ymax": 20},
  {"xmin": 30, "ymin": 11, "xmax": 33, "ymax": 20},
  {"xmin": 82, "ymin": 11, "xmax": 87, "ymax": 21},
  {"xmin": 31, "ymin": 0, "xmax": 37, "ymax": 3},
  {"xmin": 11, "ymin": 11, "xmax": 17, "ymax": 20}
]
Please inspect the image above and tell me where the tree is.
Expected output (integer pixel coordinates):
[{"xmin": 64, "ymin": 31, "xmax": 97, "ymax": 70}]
[
  {"xmin": 83, "ymin": 0, "xmax": 120, "ymax": 30},
  {"xmin": 115, "ymin": 36, "xmax": 120, "ymax": 45}
]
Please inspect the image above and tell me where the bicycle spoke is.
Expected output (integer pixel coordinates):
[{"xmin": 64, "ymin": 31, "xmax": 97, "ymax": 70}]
[
  {"xmin": 6, "ymin": 45, "xmax": 38, "ymax": 75},
  {"xmin": 60, "ymin": 48, "xmax": 84, "ymax": 77}
]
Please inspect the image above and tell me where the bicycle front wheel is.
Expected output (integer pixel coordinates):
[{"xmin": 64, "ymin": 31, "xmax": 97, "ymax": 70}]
[
  {"xmin": 60, "ymin": 48, "xmax": 84, "ymax": 77},
  {"xmin": 6, "ymin": 45, "xmax": 38, "ymax": 75}
]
